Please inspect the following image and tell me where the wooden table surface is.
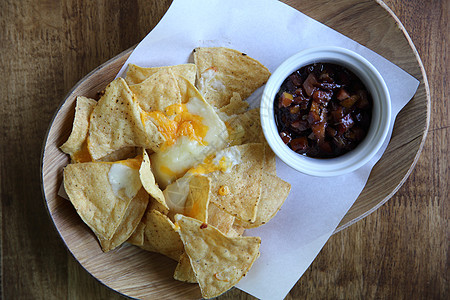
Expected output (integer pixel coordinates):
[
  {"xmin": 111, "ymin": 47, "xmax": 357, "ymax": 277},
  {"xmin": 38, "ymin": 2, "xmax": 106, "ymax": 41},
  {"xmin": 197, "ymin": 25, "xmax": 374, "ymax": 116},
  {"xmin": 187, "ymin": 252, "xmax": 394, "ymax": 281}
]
[{"xmin": 1, "ymin": 0, "xmax": 447, "ymax": 299}]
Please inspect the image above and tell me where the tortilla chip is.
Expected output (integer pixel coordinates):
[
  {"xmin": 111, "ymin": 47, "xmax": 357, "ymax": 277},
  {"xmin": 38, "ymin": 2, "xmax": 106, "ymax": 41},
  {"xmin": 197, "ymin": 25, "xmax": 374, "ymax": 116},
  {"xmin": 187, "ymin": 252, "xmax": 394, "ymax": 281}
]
[
  {"xmin": 139, "ymin": 149, "xmax": 168, "ymax": 211},
  {"xmin": 175, "ymin": 200, "xmax": 237, "ymax": 284},
  {"xmin": 129, "ymin": 69, "xmax": 182, "ymax": 112},
  {"xmin": 235, "ymin": 172, "xmax": 290, "ymax": 229},
  {"xmin": 60, "ymin": 96, "xmax": 97, "ymax": 163},
  {"xmin": 148, "ymin": 84, "xmax": 229, "ymax": 188},
  {"xmin": 127, "ymin": 221, "xmax": 146, "ymax": 246},
  {"xmin": 193, "ymin": 47, "xmax": 270, "ymax": 108},
  {"xmin": 176, "ymin": 75, "xmax": 205, "ymax": 103},
  {"xmin": 163, "ymin": 176, "xmax": 192, "ymax": 220},
  {"xmin": 139, "ymin": 209, "xmax": 184, "ymax": 261},
  {"xmin": 207, "ymin": 143, "xmax": 264, "ymax": 222},
  {"xmin": 175, "ymin": 214, "xmax": 261, "ymax": 298},
  {"xmin": 227, "ymin": 108, "xmax": 265, "ymax": 146},
  {"xmin": 98, "ymin": 188, "xmax": 149, "ymax": 251},
  {"xmin": 184, "ymin": 175, "xmax": 210, "ymax": 222},
  {"xmin": 228, "ymin": 224, "xmax": 246, "ymax": 237},
  {"xmin": 173, "ymin": 252, "xmax": 197, "ymax": 283},
  {"xmin": 147, "ymin": 196, "xmax": 170, "ymax": 215},
  {"xmin": 97, "ymin": 146, "xmax": 138, "ymax": 162},
  {"xmin": 125, "ymin": 63, "xmax": 197, "ymax": 86},
  {"xmin": 87, "ymin": 78, "xmax": 164, "ymax": 160},
  {"xmin": 219, "ymin": 92, "xmax": 249, "ymax": 116},
  {"xmin": 63, "ymin": 159, "xmax": 142, "ymax": 240},
  {"xmin": 207, "ymin": 202, "xmax": 235, "ymax": 236},
  {"xmin": 263, "ymin": 142, "xmax": 277, "ymax": 175}
]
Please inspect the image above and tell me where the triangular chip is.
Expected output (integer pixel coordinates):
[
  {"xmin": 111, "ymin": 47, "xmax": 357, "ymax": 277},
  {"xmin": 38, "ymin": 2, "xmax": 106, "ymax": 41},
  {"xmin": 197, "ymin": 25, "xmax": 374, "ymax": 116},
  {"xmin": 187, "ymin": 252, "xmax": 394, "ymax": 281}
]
[
  {"xmin": 194, "ymin": 47, "xmax": 270, "ymax": 108},
  {"xmin": 227, "ymin": 108, "xmax": 265, "ymax": 146},
  {"xmin": 147, "ymin": 195, "xmax": 169, "ymax": 215},
  {"xmin": 228, "ymin": 224, "xmax": 246, "ymax": 237},
  {"xmin": 98, "ymin": 187, "xmax": 149, "ymax": 252},
  {"xmin": 60, "ymin": 96, "xmax": 97, "ymax": 163},
  {"xmin": 173, "ymin": 252, "xmax": 197, "ymax": 283},
  {"xmin": 263, "ymin": 141, "xmax": 277, "ymax": 175},
  {"xmin": 207, "ymin": 143, "xmax": 264, "ymax": 222},
  {"xmin": 125, "ymin": 63, "xmax": 197, "ymax": 86},
  {"xmin": 129, "ymin": 69, "xmax": 182, "ymax": 112},
  {"xmin": 148, "ymin": 83, "xmax": 228, "ymax": 188},
  {"xmin": 139, "ymin": 149, "xmax": 168, "ymax": 211},
  {"xmin": 127, "ymin": 221, "xmax": 146, "ymax": 246},
  {"xmin": 219, "ymin": 92, "xmax": 249, "ymax": 116},
  {"xmin": 175, "ymin": 214, "xmax": 261, "ymax": 298},
  {"xmin": 87, "ymin": 78, "xmax": 164, "ymax": 160},
  {"xmin": 176, "ymin": 74, "xmax": 205, "ymax": 103},
  {"xmin": 183, "ymin": 175, "xmax": 210, "ymax": 222},
  {"xmin": 63, "ymin": 157, "xmax": 143, "ymax": 240},
  {"xmin": 163, "ymin": 175, "xmax": 192, "ymax": 219},
  {"xmin": 235, "ymin": 172, "xmax": 290, "ymax": 229},
  {"xmin": 97, "ymin": 146, "xmax": 137, "ymax": 162},
  {"xmin": 207, "ymin": 202, "xmax": 235, "ymax": 236},
  {"xmin": 139, "ymin": 209, "xmax": 184, "ymax": 261},
  {"xmin": 175, "ymin": 199, "xmax": 240, "ymax": 284}
]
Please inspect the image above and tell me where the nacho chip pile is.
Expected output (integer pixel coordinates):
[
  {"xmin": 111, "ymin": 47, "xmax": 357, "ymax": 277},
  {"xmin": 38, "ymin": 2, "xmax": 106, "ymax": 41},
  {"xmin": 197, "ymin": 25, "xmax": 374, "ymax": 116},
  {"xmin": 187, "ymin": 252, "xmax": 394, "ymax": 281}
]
[{"xmin": 61, "ymin": 47, "xmax": 291, "ymax": 298}]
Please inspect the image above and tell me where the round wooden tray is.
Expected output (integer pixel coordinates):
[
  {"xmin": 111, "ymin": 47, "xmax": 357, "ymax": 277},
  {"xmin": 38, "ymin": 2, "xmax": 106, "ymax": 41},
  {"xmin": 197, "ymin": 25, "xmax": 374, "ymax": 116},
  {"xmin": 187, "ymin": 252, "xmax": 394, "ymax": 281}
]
[{"xmin": 41, "ymin": 0, "xmax": 429, "ymax": 299}]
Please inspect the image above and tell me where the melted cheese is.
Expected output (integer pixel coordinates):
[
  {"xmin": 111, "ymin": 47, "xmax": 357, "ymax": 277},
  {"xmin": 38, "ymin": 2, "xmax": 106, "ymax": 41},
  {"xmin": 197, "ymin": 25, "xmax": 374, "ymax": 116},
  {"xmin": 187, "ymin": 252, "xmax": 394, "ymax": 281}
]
[
  {"xmin": 189, "ymin": 147, "xmax": 241, "ymax": 175},
  {"xmin": 150, "ymin": 97, "xmax": 228, "ymax": 188},
  {"xmin": 141, "ymin": 102, "xmax": 209, "ymax": 150},
  {"xmin": 199, "ymin": 67, "xmax": 225, "ymax": 92},
  {"xmin": 108, "ymin": 158, "xmax": 142, "ymax": 200}
]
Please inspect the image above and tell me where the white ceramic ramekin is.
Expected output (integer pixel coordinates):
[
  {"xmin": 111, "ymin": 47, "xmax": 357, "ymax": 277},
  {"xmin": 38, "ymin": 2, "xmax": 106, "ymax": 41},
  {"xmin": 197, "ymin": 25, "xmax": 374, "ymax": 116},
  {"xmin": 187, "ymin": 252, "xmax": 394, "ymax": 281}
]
[{"xmin": 260, "ymin": 47, "xmax": 391, "ymax": 177}]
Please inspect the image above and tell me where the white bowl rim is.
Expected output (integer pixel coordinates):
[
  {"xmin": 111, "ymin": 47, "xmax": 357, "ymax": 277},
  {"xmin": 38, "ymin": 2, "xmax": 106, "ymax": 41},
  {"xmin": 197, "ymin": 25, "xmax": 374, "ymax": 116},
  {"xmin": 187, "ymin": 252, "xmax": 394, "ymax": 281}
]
[{"xmin": 260, "ymin": 46, "xmax": 391, "ymax": 177}]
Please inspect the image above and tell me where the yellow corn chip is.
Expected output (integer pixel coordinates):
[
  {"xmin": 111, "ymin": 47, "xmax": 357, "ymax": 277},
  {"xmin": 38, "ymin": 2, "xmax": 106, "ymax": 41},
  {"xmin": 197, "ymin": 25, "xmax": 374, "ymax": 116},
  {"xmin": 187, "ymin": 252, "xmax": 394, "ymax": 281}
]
[
  {"xmin": 148, "ymin": 82, "xmax": 229, "ymax": 188},
  {"xmin": 176, "ymin": 74, "xmax": 205, "ymax": 103},
  {"xmin": 87, "ymin": 78, "xmax": 164, "ymax": 160},
  {"xmin": 175, "ymin": 214, "xmax": 261, "ymax": 298},
  {"xmin": 173, "ymin": 252, "xmax": 197, "ymax": 283},
  {"xmin": 228, "ymin": 224, "xmax": 246, "ymax": 237},
  {"xmin": 184, "ymin": 175, "xmax": 210, "ymax": 222},
  {"xmin": 63, "ymin": 158, "xmax": 142, "ymax": 240},
  {"xmin": 139, "ymin": 149, "xmax": 168, "ymax": 211},
  {"xmin": 125, "ymin": 63, "xmax": 197, "ymax": 86},
  {"xmin": 207, "ymin": 143, "xmax": 264, "ymax": 222},
  {"xmin": 129, "ymin": 69, "xmax": 182, "ymax": 112},
  {"xmin": 235, "ymin": 172, "xmax": 290, "ymax": 229},
  {"xmin": 207, "ymin": 202, "xmax": 235, "ymax": 236},
  {"xmin": 263, "ymin": 141, "xmax": 277, "ymax": 175},
  {"xmin": 147, "ymin": 195, "xmax": 170, "ymax": 215},
  {"xmin": 60, "ymin": 96, "xmax": 97, "ymax": 163},
  {"xmin": 227, "ymin": 108, "xmax": 265, "ymax": 146},
  {"xmin": 97, "ymin": 146, "xmax": 138, "ymax": 162},
  {"xmin": 98, "ymin": 188, "xmax": 149, "ymax": 252},
  {"xmin": 194, "ymin": 47, "xmax": 270, "ymax": 108},
  {"xmin": 219, "ymin": 92, "xmax": 249, "ymax": 116},
  {"xmin": 139, "ymin": 209, "xmax": 184, "ymax": 261},
  {"xmin": 127, "ymin": 221, "xmax": 146, "ymax": 246},
  {"xmin": 175, "ymin": 200, "xmax": 239, "ymax": 284}
]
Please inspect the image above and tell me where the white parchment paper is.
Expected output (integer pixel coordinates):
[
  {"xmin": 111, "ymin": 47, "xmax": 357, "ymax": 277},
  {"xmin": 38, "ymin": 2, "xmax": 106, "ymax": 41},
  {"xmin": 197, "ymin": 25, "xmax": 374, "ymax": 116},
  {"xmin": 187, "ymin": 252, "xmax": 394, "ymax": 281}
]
[{"xmin": 115, "ymin": 0, "xmax": 420, "ymax": 298}]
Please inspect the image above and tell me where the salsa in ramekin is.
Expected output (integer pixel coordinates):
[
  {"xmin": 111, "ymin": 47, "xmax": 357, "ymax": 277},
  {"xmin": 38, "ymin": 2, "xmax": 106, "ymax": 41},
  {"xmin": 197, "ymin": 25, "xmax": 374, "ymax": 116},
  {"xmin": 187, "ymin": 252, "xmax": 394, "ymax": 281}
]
[{"xmin": 274, "ymin": 63, "xmax": 372, "ymax": 158}]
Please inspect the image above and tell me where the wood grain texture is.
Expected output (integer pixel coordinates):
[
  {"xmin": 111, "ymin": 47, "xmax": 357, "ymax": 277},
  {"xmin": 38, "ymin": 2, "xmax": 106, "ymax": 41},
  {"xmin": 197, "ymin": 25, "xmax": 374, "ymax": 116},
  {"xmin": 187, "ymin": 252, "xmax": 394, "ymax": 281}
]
[{"xmin": 1, "ymin": 0, "xmax": 447, "ymax": 299}]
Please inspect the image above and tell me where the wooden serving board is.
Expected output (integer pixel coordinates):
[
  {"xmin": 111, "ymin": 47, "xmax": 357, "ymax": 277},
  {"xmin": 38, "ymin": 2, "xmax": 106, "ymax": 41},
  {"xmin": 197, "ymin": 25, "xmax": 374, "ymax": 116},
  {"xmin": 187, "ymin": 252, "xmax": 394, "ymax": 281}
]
[{"xmin": 41, "ymin": 0, "xmax": 429, "ymax": 299}]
